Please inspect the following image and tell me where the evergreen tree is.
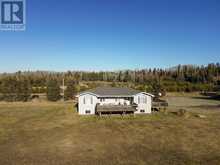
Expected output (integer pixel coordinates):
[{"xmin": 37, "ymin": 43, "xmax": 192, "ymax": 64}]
[
  {"xmin": 46, "ymin": 79, "xmax": 60, "ymax": 101},
  {"xmin": 16, "ymin": 78, "xmax": 31, "ymax": 101},
  {"xmin": 64, "ymin": 79, "xmax": 77, "ymax": 100},
  {"xmin": 0, "ymin": 63, "xmax": 220, "ymax": 98},
  {"xmin": 1, "ymin": 76, "xmax": 15, "ymax": 101},
  {"xmin": 21, "ymin": 78, "xmax": 32, "ymax": 101}
]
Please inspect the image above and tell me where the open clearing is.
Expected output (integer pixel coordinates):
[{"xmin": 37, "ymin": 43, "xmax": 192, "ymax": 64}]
[{"xmin": 0, "ymin": 95, "xmax": 220, "ymax": 165}]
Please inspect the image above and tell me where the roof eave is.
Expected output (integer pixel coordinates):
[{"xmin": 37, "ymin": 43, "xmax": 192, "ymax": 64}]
[
  {"xmin": 133, "ymin": 92, "xmax": 155, "ymax": 97},
  {"xmin": 78, "ymin": 92, "xmax": 99, "ymax": 97}
]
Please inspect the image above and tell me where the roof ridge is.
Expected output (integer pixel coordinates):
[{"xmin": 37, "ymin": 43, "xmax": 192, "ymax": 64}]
[{"xmin": 79, "ymin": 86, "xmax": 141, "ymax": 96}]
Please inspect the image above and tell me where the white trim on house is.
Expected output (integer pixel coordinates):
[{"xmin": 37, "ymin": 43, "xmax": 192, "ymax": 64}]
[
  {"xmin": 76, "ymin": 92, "xmax": 99, "ymax": 97},
  {"xmin": 77, "ymin": 92, "xmax": 154, "ymax": 98},
  {"xmin": 133, "ymin": 92, "xmax": 155, "ymax": 98}
]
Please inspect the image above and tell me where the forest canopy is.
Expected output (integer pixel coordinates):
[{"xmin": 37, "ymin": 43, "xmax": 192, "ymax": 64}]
[{"xmin": 0, "ymin": 63, "xmax": 219, "ymax": 101}]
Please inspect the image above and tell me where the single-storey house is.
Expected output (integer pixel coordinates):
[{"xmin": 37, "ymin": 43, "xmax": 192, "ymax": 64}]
[{"xmin": 77, "ymin": 87, "xmax": 154, "ymax": 115}]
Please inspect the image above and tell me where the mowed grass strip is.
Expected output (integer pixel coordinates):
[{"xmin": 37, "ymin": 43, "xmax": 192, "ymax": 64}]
[{"xmin": 0, "ymin": 97, "xmax": 220, "ymax": 165}]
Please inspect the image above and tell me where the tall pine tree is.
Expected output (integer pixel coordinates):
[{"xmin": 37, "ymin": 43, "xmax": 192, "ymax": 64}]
[
  {"xmin": 46, "ymin": 79, "xmax": 60, "ymax": 101},
  {"xmin": 64, "ymin": 79, "xmax": 77, "ymax": 100}
]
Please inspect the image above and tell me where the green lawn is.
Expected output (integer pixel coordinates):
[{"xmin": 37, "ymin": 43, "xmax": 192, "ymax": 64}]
[{"xmin": 0, "ymin": 96, "xmax": 220, "ymax": 165}]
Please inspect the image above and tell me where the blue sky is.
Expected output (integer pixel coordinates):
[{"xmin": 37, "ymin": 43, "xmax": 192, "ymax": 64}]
[{"xmin": 0, "ymin": 0, "xmax": 219, "ymax": 72}]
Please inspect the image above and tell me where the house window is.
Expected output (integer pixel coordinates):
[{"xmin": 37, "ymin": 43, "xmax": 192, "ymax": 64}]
[
  {"xmin": 83, "ymin": 97, "xmax": 86, "ymax": 104},
  {"xmin": 140, "ymin": 109, "xmax": 145, "ymax": 113},
  {"xmin": 91, "ymin": 97, "xmax": 93, "ymax": 104},
  {"xmin": 85, "ymin": 110, "xmax": 91, "ymax": 114}
]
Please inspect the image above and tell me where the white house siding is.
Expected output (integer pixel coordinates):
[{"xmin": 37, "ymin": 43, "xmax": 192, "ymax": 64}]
[
  {"xmin": 133, "ymin": 93, "xmax": 152, "ymax": 114},
  {"xmin": 78, "ymin": 94, "xmax": 98, "ymax": 115}
]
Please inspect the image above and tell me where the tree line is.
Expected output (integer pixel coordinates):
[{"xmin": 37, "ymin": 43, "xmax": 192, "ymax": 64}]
[{"xmin": 0, "ymin": 63, "xmax": 219, "ymax": 101}]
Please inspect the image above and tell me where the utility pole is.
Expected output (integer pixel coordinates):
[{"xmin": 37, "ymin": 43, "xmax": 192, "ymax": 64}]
[{"xmin": 62, "ymin": 78, "xmax": 65, "ymax": 101}]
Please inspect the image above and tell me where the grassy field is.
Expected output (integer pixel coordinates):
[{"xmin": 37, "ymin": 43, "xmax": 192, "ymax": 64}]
[{"xmin": 0, "ymin": 95, "xmax": 220, "ymax": 165}]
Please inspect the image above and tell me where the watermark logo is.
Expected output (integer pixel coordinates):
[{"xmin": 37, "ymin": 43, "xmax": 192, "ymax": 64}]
[{"xmin": 0, "ymin": 0, "xmax": 25, "ymax": 31}]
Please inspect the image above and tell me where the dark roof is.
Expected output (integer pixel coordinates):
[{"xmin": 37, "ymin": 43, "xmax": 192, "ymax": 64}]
[{"xmin": 80, "ymin": 87, "xmax": 141, "ymax": 97}]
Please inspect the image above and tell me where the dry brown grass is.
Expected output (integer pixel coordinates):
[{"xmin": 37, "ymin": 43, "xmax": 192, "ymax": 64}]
[{"xmin": 0, "ymin": 96, "xmax": 220, "ymax": 165}]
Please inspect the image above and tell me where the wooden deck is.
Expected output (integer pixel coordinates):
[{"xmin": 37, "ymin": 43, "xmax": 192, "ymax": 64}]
[
  {"xmin": 152, "ymin": 100, "xmax": 168, "ymax": 111},
  {"xmin": 96, "ymin": 104, "xmax": 137, "ymax": 116}
]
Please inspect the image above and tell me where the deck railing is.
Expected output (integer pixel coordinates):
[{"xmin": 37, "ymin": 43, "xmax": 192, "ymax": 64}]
[
  {"xmin": 96, "ymin": 103, "xmax": 138, "ymax": 113},
  {"xmin": 152, "ymin": 101, "xmax": 168, "ymax": 108}
]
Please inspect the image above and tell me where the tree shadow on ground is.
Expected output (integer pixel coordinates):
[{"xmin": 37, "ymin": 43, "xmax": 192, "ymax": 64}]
[{"xmin": 192, "ymin": 92, "xmax": 220, "ymax": 101}]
